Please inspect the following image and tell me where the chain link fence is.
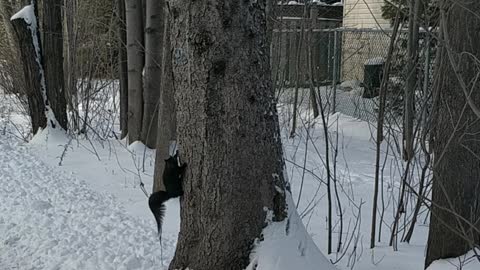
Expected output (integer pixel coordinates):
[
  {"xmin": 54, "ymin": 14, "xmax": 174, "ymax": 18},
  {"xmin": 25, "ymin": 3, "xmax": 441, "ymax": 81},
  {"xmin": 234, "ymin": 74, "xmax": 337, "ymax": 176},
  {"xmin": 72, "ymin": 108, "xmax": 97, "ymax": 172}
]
[{"xmin": 272, "ymin": 24, "xmax": 435, "ymax": 123}]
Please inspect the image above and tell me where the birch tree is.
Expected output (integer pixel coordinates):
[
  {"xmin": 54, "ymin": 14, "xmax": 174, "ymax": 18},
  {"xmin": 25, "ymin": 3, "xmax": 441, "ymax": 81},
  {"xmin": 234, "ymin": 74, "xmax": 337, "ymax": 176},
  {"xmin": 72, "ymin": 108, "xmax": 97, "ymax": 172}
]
[
  {"xmin": 125, "ymin": 0, "xmax": 144, "ymax": 143},
  {"xmin": 141, "ymin": 0, "xmax": 164, "ymax": 148}
]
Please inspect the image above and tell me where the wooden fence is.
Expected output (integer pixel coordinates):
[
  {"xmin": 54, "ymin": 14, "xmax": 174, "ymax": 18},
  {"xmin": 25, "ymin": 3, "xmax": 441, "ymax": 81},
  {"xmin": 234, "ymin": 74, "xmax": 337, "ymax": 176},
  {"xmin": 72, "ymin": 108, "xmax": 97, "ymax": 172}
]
[{"xmin": 272, "ymin": 5, "xmax": 343, "ymax": 87}]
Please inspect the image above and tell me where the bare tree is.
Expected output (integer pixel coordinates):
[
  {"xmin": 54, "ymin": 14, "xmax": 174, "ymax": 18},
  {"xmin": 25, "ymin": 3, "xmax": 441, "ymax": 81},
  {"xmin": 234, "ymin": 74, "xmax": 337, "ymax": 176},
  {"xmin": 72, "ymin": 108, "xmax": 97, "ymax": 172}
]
[
  {"xmin": 43, "ymin": 0, "xmax": 68, "ymax": 130},
  {"xmin": 0, "ymin": 0, "xmax": 26, "ymax": 98},
  {"xmin": 125, "ymin": 0, "xmax": 144, "ymax": 143},
  {"xmin": 166, "ymin": 1, "xmax": 287, "ymax": 269},
  {"xmin": 425, "ymin": 0, "xmax": 480, "ymax": 267},
  {"xmin": 370, "ymin": 8, "xmax": 402, "ymax": 249},
  {"xmin": 10, "ymin": 3, "xmax": 48, "ymax": 134}
]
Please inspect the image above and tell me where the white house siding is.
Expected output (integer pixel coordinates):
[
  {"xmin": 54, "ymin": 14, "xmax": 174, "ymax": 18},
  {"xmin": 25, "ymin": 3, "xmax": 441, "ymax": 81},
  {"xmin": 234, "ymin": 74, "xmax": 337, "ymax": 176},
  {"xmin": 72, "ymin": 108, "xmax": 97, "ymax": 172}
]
[
  {"xmin": 341, "ymin": 0, "xmax": 391, "ymax": 81},
  {"xmin": 341, "ymin": 31, "xmax": 390, "ymax": 82},
  {"xmin": 343, "ymin": 0, "xmax": 390, "ymax": 29}
]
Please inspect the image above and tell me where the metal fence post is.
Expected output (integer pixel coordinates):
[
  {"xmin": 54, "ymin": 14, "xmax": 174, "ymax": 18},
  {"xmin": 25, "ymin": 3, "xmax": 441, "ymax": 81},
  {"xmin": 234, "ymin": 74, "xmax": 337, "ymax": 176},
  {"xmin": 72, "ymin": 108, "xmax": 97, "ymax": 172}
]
[{"xmin": 332, "ymin": 29, "xmax": 339, "ymax": 113}]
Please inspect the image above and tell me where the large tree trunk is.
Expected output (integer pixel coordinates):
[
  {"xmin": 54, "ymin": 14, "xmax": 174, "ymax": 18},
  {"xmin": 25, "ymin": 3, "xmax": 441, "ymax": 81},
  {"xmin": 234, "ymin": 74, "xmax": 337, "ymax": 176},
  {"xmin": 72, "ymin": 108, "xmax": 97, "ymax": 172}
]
[
  {"xmin": 141, "ymin": 0, "xmax": 164, "ymax": 148},
  {"xmin": 11, "ymin": 4, "xmax": 47, "ymax": 134},
  {"xmin": 152, "ymin": 7, "xmax": 175, "ymax": 192},
  {"xmin": 168, "ymin": 1, "xmax": 287, "ymax": 269},
  {"xmin": 0, "ymin": 0, "xmax": 19, "ymax": 45},
  {"xmin": 116, "ymin": 0, "xmax": 128, "ymax": 139},
  {"xmin": 425, "ymin": 0, "xmax": 480, "ymax": 268},
  {"xmin": 125, "ymin": 0, "xmax": 144, "ymax": 143},
  {"xmin": 43, "ymin": 0, "xmax": 68, "ymax": 130}
]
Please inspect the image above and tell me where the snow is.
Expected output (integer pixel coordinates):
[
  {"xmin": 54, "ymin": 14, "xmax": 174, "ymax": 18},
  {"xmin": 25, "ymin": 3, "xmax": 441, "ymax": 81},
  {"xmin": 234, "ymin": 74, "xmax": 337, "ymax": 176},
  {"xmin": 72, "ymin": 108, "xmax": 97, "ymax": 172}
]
[
  {"xmin": 0, "ymin": 84, "xmax": 479, "ymax": 270},
  {"xmin": 340, "ymin": 80, "xmax": 362, "ymax": 89},
  {"xmin": 10, "ymin": 5, "xmax": 35, "ymax": 24},
  {"xmin": 287, "ymin": 1, "xmax": 301, "ymax": 5},
  {"xmin": 248, "ymin": 194, "xmax": 335, "ymax": 270},
  {"xmin": 128, "ymin": 140, "xmax": 151, "ymax": 152},
  {"xmin": 27, "ymin": 127, "xmax": 176, "ymax": 228},
  {"xmin": 364, "ymin": 57, "xmax": 385, "ymax": 65},
  {"xmin": 339, "ymin": 80, "xmax": 364, "ymax": 96},
  {"xmin": 0, "ymin": 138, "xmax": 170, "ymax": 269},
  {"xmin": 427, "ymin": 250, "xmax": 480, "ymax": 270}
]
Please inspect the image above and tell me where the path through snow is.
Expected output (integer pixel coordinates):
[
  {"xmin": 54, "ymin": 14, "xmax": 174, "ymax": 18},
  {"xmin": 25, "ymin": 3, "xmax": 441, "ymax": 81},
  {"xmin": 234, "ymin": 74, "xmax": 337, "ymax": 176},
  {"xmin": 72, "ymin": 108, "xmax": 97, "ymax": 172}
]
[{"xmin": 0, "ymin": 140, "xmax": 173, "ymax": 270}]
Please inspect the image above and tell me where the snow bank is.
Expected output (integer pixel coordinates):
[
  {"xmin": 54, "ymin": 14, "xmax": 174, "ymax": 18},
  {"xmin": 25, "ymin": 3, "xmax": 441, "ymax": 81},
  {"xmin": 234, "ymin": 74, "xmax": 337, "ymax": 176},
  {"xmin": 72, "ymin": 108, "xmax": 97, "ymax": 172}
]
[
  {"xmin": 427, "ymin": 250, "xmax": 480, "ymax": 270},
  {"xmin": 364, "ymin": 57, "xmax": 385, "ymax": 66},
  {"xmin": 247, "ymin": 194, "xmax": 336, "ymax": 270},
  {"xmin": 128, "ymin": 140, "xmax": 151, "ymax": 152},
  {"xmin": 340, "ymin": 80, "xmax": 362, "ymax": 89},
  {"xmin": 30, "ymin": 125, "xmax": 69, "ymax": 146},
  {"xmin": 10, "ymin": 5, "xmax": 36, "ymax": 25}
]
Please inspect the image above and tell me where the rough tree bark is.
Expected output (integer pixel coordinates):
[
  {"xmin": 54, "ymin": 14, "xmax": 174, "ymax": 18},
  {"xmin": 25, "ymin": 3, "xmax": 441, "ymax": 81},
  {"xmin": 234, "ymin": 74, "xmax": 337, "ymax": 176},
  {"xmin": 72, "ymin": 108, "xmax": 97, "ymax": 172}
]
[
  {"xmin": 11, "ymin": 4, "xmax": 47, "ymax": 134},
  {"xmin": 152, "ymin": 6, "xmax": 175, "ymax": 193},
  {"xmin": 0, "ymin": 0, "xmax": 27, "ymax": 96},
  {"xmin": 425, "ymin": 0, "xmax": 480, "ymax": 267},
  {"xmin": 141, "ymin": 0, "xmax": 164, "ymax": 148},
  {"xmin": 167, "ymin": 1, "xmax": 287, "ymax": 269},
  {"xmin": 117, "ymin": 0, "xmax": 128, "ymax": 139},
  {"xmin": 125, "ymin": 0, "xmax": 144, "ymax": 143},
  {"xmin": 43, "ymin": 0, "xmax": 68, "ymax": 130},
  {"xmin": 0, "ymin": 1, "xmax": 18, "ymax": 46}
]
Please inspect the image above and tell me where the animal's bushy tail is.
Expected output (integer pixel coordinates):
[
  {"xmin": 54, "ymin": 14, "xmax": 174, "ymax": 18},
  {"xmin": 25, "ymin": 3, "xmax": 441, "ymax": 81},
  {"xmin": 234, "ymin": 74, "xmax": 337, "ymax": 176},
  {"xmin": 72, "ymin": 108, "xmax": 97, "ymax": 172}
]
[{"xmin": 148, "ymin": 191, "xmax": 170, "ymax": 238}]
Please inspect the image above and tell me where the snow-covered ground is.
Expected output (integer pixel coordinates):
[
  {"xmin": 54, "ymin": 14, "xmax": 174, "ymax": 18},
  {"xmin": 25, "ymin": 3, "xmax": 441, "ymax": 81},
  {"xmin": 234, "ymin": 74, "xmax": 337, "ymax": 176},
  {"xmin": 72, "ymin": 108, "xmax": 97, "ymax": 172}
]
[
  {"xmin": 279, "ymin": 111, "xmax": 429, "ymax": 270},
  {"xmin": 0, "ymin": 88, "xmax": 479, "ymax": 269},
  {"xmin": 0, "ymin": 130, "xmax": 178, "ymax": 269}
]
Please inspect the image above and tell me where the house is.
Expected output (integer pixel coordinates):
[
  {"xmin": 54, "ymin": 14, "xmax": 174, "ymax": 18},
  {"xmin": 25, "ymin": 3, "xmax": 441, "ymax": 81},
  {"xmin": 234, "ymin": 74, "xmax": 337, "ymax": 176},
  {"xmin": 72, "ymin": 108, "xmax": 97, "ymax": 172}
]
[
  {"xmin": 341, "ymin": 0, "xmax": 391, "ymax": 82},
  {"xmin": 343, "ymin": 0, "xmax": 390, "ymax": 29}
]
